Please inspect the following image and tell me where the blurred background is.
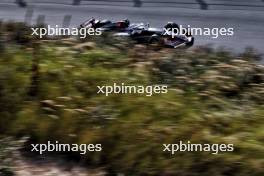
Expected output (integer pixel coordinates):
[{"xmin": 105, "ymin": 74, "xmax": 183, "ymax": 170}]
[{"xmin": 0, "ymin": 1, "xmax": 264, "ymax": 176}]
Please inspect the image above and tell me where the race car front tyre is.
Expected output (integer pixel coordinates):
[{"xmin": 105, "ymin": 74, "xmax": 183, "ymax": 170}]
[{"xmin": 148, "ymin": 37, "xmax": 162, "ymax": 50}]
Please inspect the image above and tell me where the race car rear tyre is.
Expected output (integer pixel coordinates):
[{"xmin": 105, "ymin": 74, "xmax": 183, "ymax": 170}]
[{"xmin": 186, "ymin": 37, "xmax": 194, "ymax": 47}]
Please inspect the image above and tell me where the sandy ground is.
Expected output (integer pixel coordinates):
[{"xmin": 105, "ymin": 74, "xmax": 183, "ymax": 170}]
[{"xmin": 12, "ymin": 151, "xmax": 106, "ymax": 176}]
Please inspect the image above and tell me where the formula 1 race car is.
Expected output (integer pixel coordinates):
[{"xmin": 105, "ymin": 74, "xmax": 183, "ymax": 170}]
[{"xmin": 80, "ymin": 18, "xmax": 194, "ymax": 48}]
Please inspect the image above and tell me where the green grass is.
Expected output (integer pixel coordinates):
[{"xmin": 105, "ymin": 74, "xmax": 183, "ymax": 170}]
[{"xmin": 0, "ymin": 22, "xmax": 264, "ymax": 175}]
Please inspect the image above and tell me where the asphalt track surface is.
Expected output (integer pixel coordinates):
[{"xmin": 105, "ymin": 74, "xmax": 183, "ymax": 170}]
[{"xmin": 0, "ymin": 0, "xmax": 264, "ymax": 56}]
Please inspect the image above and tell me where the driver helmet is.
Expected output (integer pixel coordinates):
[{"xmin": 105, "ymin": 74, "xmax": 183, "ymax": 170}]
[
  {"xmin": 124, "ymin": 19, "xmax": 130, "ymax": 26},
  {"xmin": 119, "ymin": 19, "xmax": 130, "ymax": 28}
]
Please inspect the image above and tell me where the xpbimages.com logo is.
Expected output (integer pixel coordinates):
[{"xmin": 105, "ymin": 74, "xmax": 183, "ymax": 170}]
[
  {"xmin": 163, "ymin": 141, "xmax": 234, "ymax": 155},
  {"xmin": 31, "ymin": 141, "xmax": 102, "ymax": 155},
  {"xmin": 31, "ymin": 25, "xmax": 102, "ymax": 38},
  {"xmin": 97, "ymin": 83, "xmax": 168, "ymax": 96},
  {"xmin": 164, "ymin": 25, "xmax": 234, "ymax": 39}
]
